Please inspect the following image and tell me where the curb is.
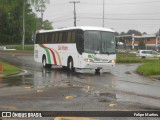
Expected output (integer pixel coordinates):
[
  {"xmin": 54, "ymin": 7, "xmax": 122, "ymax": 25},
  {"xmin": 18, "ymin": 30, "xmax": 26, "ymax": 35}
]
[{"xmin": 0, "ymin": 69, "xmax": 28, "ymax": 77}]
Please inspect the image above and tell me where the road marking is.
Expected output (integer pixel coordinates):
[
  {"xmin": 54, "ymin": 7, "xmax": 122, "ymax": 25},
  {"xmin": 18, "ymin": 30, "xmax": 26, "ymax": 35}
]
[
  {"xmin": 36, "ymin": 90, "xmax": 44, "ymax": 93},
  {"xmin": 55, "ymin": 117, "xmax": 98, "ymax": 120},
  {"xmin": 0, "ymin": 106, "xmax": 18, "ymax": 110},
  {"xmin": 109, "ymin": 103, "xmax": 117, "ymax": 107},
  {"xmin": 65, "ymin": 96, "xmax": 73, "ymax": 100}
]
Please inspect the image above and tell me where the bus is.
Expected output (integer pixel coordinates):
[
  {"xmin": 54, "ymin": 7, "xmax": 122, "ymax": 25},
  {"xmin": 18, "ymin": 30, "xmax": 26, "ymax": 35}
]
[{"xmin": 34, "ymin": 26, "xmax": 116, "ymax": 73}]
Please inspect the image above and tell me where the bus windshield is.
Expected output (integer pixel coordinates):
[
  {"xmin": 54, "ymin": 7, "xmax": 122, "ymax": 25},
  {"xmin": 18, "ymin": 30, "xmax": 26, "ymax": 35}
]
[{"xmin": 84, "ymin": 31, "xmax": 115, "ymax": 54}]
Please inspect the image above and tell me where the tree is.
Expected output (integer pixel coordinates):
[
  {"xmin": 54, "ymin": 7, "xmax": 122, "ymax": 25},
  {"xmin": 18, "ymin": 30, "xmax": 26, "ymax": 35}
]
[
  {"xmin": 0, "ymin": 0, "xmax": 24, "ymax": 44},
  {"xmin": 43, "ymin": 20, "xmax": 53, "ymax": 30},
  {"xmin": 126, "ymin": 29, "xmax": 141, "ymax": 35},
  {"xmin": 29, "ymin": 0, "xmax": 49, "ymax": 6},
  {"xmin": 138, "ymin": 40, "xmax": 146, "ymax": 50},
  {"xmin": 0, "ymin": 0, "xmax": 52, "ymax": 45},
  {"xmin": 142, "ymin": 32, "xmax": 147, "ymax": 35},
  {"xmin": 120, "ymin": 32, "xmax": 125, "ymax": 35}
]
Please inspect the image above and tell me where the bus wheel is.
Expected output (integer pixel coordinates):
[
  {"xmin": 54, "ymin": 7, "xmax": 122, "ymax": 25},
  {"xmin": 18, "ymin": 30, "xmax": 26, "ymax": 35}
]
[
  {"xmin": 42, "ymin": 56, "xmax": 52, "ymax": 69},
  {"xmin": 95, "ymin": 69, "xmax": 100, "ymax": 73},
  {"xmin": 68, "ymin": 58, "xmax": 75, "ymax": 72}
]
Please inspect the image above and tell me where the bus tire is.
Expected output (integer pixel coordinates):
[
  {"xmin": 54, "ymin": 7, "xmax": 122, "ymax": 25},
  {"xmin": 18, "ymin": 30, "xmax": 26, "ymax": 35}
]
[
  {"xmin": 42, "ymin": 56, "xmax": 52, "ymax": 69},
  {"xmin": 142, "ymin": 56, "xmax": 146, "ymax": 59},
  {"xmin": 67, "ymin": 58, "xmax": 75, "ymax": 72},
  {"xmin": 95, "ymin": 69, "xmax": 100, "ymax": 73}
]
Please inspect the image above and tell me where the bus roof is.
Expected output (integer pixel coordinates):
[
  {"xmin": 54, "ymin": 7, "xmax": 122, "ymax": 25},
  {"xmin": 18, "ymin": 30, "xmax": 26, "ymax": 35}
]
[{"xmin": 37, "ymin": 26, "xmax": 115, "ymax": 33}]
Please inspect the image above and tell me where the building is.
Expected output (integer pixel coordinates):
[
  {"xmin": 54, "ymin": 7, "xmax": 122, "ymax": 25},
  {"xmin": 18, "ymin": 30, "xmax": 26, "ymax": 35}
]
[{"xmin": 116, "ymin": 34, "xmax": 160, "ymax": 51}]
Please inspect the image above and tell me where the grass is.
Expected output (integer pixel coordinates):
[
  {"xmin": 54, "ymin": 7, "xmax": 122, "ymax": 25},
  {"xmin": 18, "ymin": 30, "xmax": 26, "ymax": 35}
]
[
  {"xmin": 116, "ymin": 56, "xmax": 160, "ymax": 63},
  {"xmin": 116, "ymin": 56, "xmax": 142, "ymax": 63},
  {"xmin": 0, "ymin": 61, "xmax": 20, "ymax": 75},
  {"xmin": 136, "ymin": 60, "xmax": 160, "ymax": 75},
  {"xmin": 116, "ymin": 53, "xmax": 160, "ymax": 76},
  {"xmin": 6, "ymin": 45, "xmax": 34, "ymax": 51}
]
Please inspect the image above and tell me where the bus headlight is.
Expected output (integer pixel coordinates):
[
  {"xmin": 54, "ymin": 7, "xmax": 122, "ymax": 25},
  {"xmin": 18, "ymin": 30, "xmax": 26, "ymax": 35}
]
[
  {"xmin": 109, "ymin": 59, "xmax": 115, "ymax": 63},
  {"xmin": 84, "ymin": 59, "xmax": 94, "ymax": 62}
]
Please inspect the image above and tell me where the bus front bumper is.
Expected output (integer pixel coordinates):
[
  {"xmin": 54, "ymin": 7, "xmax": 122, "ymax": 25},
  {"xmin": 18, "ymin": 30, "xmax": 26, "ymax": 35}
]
[{"xmin": 83, "ymin": 62, "xmax": 115, "ymax": 70}]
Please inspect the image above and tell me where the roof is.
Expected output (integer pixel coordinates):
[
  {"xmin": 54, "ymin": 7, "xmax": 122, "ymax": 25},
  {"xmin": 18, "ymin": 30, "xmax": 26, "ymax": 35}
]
[
  {"xmin": 37, "ymin": 26, "xmax": 115, "ymax": 33},
  {"xmin": 116, "ymin": 34, "xmax": 156, "ymax": 38},
  {"xmin": 133, "ymin": 34, "xmax": 156, "ymax": 38}
]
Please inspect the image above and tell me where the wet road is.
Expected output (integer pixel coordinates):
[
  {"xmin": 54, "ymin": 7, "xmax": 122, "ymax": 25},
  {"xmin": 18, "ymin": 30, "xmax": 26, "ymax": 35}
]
[{"xmin": 0, "ymin": 54, "xmax": 160, "ymax": 119}]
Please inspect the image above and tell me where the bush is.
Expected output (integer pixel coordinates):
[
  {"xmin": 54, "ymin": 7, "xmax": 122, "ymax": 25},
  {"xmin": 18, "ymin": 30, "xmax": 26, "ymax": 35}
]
[
  {"xmin": 136, "ymin": 61, "xmax": 160, "ymax": 75},
  {"xmin": 116, "ymin": 56, "xmax": 143, "ymax": 63}
]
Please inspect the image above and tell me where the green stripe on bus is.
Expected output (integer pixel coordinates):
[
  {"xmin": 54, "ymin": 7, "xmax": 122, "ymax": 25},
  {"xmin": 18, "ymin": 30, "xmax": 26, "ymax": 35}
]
[
  {"xmin": 39, "ymin": 44, "xmax": 51, "ymax": 64},
  {"xmin": 88, "ymin": 54, "xmax": 93, "ymax": 59},
  {"xmin": 44, "ymin": 48, "xmax": 51, "ymax": 64}
]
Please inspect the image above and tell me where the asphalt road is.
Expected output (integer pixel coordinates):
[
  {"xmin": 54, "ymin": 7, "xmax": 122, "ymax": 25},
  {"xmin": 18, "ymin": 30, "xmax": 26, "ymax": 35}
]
[{"xmin": 0, "ymin": 52, "xmax": 160, "ymax": 120}]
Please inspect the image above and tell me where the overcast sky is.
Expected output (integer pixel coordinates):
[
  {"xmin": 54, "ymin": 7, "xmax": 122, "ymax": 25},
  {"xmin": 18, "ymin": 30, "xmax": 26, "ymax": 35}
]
[{"xmin": 36, "ymin": 0, "xmax": 160, "ymax": 34}]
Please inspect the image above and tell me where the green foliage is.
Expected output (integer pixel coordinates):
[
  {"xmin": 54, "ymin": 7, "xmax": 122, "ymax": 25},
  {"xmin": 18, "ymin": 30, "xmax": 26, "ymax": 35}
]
[
  {"xmin": 116, "ymin": 56, "xmax": 143, "ymax": 63},
  {"xmin": 138, "ymin": 40, "xmax": 146, "ymax": 50},
  {"xmin": 116, "ymin": 55, "xmax": 159, "ymax": 63},
  {"xmin": 0, "ymin": 61, "xmax": 20, "ymax": 75},
  {"xmin": 126, "ymin": 29, "xmax": 142, "ymax": 35},
  {"xmin": 43, "ymin": 20, "xmax": 53, "ymax": 30},
  {"xmin": 136, "ymin": 61, "xmax": 160, "ymax": 75},
  {"xmin": 119, "ymin": 29, "xmax": 142, "ymax": 35},
  {"xmin": 0, "ymin": 0, "xmax": 52, "ymax": 45},
  {"xmin": 0, "ymin": 0, "xmax": 24, "ymax": 44},
  {"xmin": 116, "ymin": 54, "xmax": 160, "ymax": 75},
  {"xmin": 6, "ymin": 45, "xmax": 34, "ymax": 51}
]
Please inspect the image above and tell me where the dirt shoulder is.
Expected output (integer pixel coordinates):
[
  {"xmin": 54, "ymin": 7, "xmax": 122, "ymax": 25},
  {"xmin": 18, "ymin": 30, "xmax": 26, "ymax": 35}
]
[{"xmin": 149, "ymin": 75, "xmax": 160, "ymax": 80}]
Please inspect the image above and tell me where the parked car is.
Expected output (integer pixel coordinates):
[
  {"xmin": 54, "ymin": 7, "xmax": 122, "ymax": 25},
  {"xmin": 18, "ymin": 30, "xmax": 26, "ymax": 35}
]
[{"xmin": 136, "ymin": 50, "xmax": 160, "ymax": 58}]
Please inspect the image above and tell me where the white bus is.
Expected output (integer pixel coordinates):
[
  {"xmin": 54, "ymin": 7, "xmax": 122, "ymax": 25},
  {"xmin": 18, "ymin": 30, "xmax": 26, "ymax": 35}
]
[{"xmin": 34, "ymin": 26, "xmax": 116, "ymax": 73}]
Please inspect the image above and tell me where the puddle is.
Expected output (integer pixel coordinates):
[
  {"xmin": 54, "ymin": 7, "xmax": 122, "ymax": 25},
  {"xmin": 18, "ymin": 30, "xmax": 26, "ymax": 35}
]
[
  {"xmin": 97, "ymin": 92, "xmax": 117, "ymax": 103},
  {"xmin": 0, "ymin": 75, "xmax": 34, "ymax": 87},
  {"xmin": 82, "ymin": 85, "xmax": 117, "ymax": 102},
  {"xmin": 99, "ymin": 92, "xmax": 117, "ymax": 99},
  {"xmin": 98, "ymin": 98, "xmax": 111, "ymax": 103}
]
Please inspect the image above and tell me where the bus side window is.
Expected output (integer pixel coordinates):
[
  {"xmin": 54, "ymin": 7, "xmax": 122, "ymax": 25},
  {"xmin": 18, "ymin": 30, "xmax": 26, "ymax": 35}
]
[
  {"xmin": 45, "ymin": 34, "xmax": 48, "ymax": 43},
  {"xmin": 52, "ymin": 33, "xmax": 55, "ymax": 43},
  {"xmin": 41, "ymin": 34, "xmax": 44, "ymax": 43},
  {"xmin": 62, "ymin": 31, "xmax": 67, "ymax": 43},
  {"xmin": 67, "ymin": 31, "xmax": 71, "ymax": 43},
  {"xmin": 36, "ymin": 34, "xmax": 40, "ymax": 44},
  {"xmin": 59, "ymin": 32, "xmax": 63, "ymax": 43},
  {"xmin": 39, "ymin": 34, "xmax": 42, "ymax": 44},
  {"xmin": 55, "ymin": 32, "xmax": 59, "ymax": 43},
  {"xmin": 48, "ymin": 33, "xmax": 52, "ymax": 43},
  {"xmin": 72, "ymin": 31, "xmax": 75, "ymax": 43}
]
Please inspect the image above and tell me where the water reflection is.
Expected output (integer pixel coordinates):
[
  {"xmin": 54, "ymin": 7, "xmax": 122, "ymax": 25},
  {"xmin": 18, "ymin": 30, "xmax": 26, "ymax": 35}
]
[{"xmin": 1, "ymin": 75, "xmax": 34, "ymax": 87}]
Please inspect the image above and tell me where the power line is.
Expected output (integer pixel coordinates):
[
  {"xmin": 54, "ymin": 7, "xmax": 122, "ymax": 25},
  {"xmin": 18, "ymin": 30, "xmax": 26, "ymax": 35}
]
[
  {"xmin": 78, "ymin": 12, "xmax": 160, "ymax": 16},
  {"xmin": 78, "ymin": 17, "xmax": 160, "ymax": 21},
  {"xmin": 69, "ymin": 1, "xmax": 80, "ymax": 27},
  {"xmin": 51, "ymin": 18, "xmax": 73, "ymax": 23},
  {"xmin": 109, "ymin": 0, "xmax": 160, "ymax": 5},
  {"xmin": 50, "ymin": 15, "xmax": 73, "ymax": 21},
  {"xmin": 51, "ymin": 16, "xmax": 160, "ymax": 23},
  {"xmin": 81, "ymin": 1, "xmax": 160, "ymax": 6}
]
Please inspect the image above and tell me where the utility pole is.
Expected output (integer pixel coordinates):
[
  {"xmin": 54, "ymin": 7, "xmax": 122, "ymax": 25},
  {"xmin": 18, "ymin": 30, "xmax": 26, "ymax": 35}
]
[
  {"xmin": 22, "ymin": 0, "xmax": 25, "ymax": 50},
  {"xmin": 103, "ymin": 0, "xmax": 105, "ymax": 27},
  {"xmin": 69, "ymin": 1, "xmax": 80, "ymax": 27},
  {"xmin": 156, "ymin": 28, "xmax": 160, "ymax": 51},
  {"xmin": 35, "ymin": 0, "xmax": 46, "ymax": 29}
]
